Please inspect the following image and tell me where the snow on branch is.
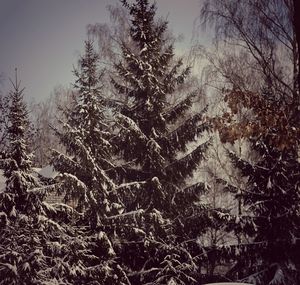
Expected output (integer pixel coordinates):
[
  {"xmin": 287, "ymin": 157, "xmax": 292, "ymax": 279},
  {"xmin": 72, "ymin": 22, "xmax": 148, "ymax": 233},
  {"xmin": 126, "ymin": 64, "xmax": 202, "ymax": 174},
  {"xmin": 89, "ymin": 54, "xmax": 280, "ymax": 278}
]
[
  {"xmin": 51, "ymin": 150, "xmax": 82, "ymax": 177},
  {"xmin": 116, "ymin": 113, "xmax": 148, "ymax": 142}
]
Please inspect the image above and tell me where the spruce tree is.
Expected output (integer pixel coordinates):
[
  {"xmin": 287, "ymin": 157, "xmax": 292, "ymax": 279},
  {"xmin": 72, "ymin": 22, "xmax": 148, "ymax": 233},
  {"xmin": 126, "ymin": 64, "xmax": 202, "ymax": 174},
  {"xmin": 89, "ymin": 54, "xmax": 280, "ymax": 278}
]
[
  {"xmin": 0, "ymin": 72, "xmax": 56, "ymax": 284},
  {"xmin": 52, "ymin": 41, "xmax": 117, "ymax": 226},
  {"xmin": 111, "ymin": 1, "xmax": 212, "ymax": 283},
  {"xmin": 0, "ymin": 93, "xmax": 10, "ymax": 159},
  {"xmin": 213, "ymin": 88, "xmax": 300, "ymax": 284},
  {"xmin": 0, "ymin": 71, "xmax": 42, "ymax": 220},
  {"xmin": 51, "ymin": 41, "xmax": 129, "ymax": 284},
  {"xmin": 217, "ymin": 141, "xmax": 300, "ymax": 284},
  {"xmin": 0, "ymin": 71, "xmax": 114, "ymax": 285},
  {"xmin": 0, "ymin": 72, "xmax": 62, "ymax": 284}
]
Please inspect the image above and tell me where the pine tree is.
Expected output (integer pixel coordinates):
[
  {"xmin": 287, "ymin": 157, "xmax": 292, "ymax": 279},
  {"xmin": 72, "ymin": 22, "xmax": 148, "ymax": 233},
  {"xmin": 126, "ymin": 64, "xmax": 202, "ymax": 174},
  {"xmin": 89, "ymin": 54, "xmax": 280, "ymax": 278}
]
[
  {"xmin": 51, "ymin": 41, "xmax": 129, "ymax": 284},
  {"xmin": 110, "ymin": 1, "xmax": 212, "ymax": 283}
]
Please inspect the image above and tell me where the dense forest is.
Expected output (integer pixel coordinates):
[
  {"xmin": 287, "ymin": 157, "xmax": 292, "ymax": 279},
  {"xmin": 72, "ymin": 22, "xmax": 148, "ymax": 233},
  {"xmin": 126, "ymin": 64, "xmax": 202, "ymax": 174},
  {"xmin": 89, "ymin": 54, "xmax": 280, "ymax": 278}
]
[{"xmin": 0, "ymin": 0, "xmax": 300, "ymax": 284}]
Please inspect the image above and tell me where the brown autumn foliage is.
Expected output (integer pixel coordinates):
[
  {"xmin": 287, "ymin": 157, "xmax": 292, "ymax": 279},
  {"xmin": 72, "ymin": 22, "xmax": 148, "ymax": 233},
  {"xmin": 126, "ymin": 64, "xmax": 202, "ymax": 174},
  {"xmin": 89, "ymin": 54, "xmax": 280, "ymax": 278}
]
[{"xmin": 211, "ymin": 89, "xmax": 300, "ymax": 150}]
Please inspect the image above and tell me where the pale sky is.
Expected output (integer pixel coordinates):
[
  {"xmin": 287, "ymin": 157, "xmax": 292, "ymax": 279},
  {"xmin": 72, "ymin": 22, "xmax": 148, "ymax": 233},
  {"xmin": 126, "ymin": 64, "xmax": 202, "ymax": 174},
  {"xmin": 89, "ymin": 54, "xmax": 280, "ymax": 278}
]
[{"xmin": 0, "ymin": 0, "xmax": 208, "ymax": 102}]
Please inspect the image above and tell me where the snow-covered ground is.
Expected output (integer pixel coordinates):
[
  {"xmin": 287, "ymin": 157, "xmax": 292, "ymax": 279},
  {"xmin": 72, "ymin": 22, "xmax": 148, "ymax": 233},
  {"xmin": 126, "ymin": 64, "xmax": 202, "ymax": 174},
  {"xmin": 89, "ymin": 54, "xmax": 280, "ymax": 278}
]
[
  {"xmin": 0, "ymin": 165, "xmax": 57, "ymax": 192},
  {"xmin": 32, "ymin": 165, "xmax": 58, "ymax": 179},
  {"xmin": 37, "ymin": 165, "xmax": 58, "ymax": 178}
]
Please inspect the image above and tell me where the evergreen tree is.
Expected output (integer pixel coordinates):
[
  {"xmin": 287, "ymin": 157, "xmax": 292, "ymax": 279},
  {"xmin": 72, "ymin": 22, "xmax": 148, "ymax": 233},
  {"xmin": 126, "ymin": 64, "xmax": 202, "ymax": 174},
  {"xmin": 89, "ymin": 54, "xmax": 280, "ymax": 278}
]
[
  {"xmin": 217, "ymin": 141, "xmax": 300, "ymax": 284},
  {"xmin": 0, "ymin": 70, "xmax": 41, "ymax": 220},
  {"xmin": 0, "ymin": 71, "xmax": 113, "ymax": 285},
  {"xmin": 212, "ymin": 88, "xmax": 300, "ymax": 284},
  {"xmin": 51, "ymin": 41, "xmax": 129, "ymax": 284},
  {"xmin": 0, "ymin": 93, "xmax": 10, "ymax": 159},
  {"xmin": 110, "ymin": 0, "xmax": 212, "ymax": 283},
  {"xmin": 0, "ymin": 72, "xmax": 54, "ymax": 285},
  {"xmin": 200, "ymin": 0, "xmax": 300, "ymax": 281}
]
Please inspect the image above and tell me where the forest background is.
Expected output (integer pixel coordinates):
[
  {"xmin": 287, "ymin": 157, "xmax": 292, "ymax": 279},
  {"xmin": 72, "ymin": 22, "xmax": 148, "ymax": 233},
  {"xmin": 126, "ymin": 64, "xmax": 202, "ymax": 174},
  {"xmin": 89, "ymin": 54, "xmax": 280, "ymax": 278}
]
[{"xmin": 0, "ymin": 0, "xmax": 300, "ymax": 284}]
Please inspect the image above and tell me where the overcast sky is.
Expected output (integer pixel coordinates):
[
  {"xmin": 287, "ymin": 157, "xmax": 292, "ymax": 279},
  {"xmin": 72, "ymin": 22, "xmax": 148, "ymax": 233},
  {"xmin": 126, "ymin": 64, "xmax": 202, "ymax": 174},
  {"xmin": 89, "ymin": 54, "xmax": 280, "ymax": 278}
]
[{"xmin": 0, "ymin": 0, "xmax": 208, "ymax": 102}]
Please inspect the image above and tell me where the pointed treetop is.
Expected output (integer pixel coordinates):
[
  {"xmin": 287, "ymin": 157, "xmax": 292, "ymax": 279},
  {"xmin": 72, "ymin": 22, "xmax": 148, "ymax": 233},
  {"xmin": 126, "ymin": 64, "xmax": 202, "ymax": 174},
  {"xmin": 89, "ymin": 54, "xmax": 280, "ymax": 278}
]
[{"xmin": 9, "ymin": 68, "xmax": 24, "ymax": 95}]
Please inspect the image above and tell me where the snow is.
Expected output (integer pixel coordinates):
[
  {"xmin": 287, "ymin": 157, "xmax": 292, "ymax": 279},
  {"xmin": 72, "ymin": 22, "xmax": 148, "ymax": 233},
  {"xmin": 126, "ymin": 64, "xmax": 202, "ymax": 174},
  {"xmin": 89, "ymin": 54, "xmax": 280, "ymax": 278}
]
[
  {"xmin": 22, "ymin": 262, "xmax": 30, "ymax": 272},
  {"xmin": 267, "ymin": 177, "xmax": 272, "ymax": 189},
  {"xmin": 0, "ymin": 170, "xmax": 6, "ymax": 192},
  {"xmin": 1, "ymin": 263, "xmax": 18, "ymax": 276},
  {"xmin": 38, "ymin": 165, "xmax": 58, "ymax": 179},
  {"xmin": 167, "ymin": 278, "xmax": 177, "ymax": 285},
  {"xmin": 203, "ymin": 283, "xmax": 252, "ymax": 285},
  {"xmin": 9, "ymin": 206, "xmax": 16, "ymax": 218},
  {"xmin": 117, "ymin": 181, "xmax": 146, "ymax": 190}
]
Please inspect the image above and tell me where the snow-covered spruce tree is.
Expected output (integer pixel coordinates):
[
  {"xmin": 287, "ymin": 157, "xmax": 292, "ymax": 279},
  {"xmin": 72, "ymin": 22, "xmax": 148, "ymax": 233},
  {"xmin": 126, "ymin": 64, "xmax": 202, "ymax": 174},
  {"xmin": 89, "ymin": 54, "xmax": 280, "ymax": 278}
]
[
  {"xmin": 0, "ymin": 93, "xmax": 10, "ymax": 159},
  {"xmin": 212, "ymin": 89, "xmax": 300, "ymax": 284},
  {"xmin": 0, "ymin": 72, "xmax": 114, "ymax": 285},
  {"xmin": 0, "ymin": 72, "xmax": 46, "ymax": 222},
  {"xmin": 0, "ymin": 72, "xmax": 55, "ymax": 285},
  {"xmin": 51, "ymin": 41, "xmax": 129, "ymax": 284},
  {"xmin": 110, "ymin": 0, "xmax": 212, "ymax": 283},
  {"xmin": 0, "ymin": 73, "xmax": 60, "ymax": 284},
  {"xmin": 217, "ymin": 143, "xmax": 300, "ymax": 284}
]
